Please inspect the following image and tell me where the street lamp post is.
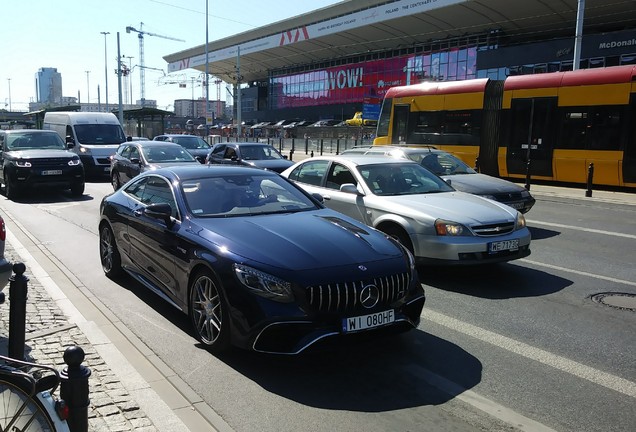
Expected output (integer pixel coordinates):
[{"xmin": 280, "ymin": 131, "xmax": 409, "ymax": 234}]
[
  {"xmin": 85, "ymin": 71, "xmax": 91, "ymax": 107},
  {"xmin": 101, "ymin": 31, "xmax": 110, "ymax": 112},
  {"xmin": 7, "ymin": 79, "xmax": 11, "ymax": 112}
]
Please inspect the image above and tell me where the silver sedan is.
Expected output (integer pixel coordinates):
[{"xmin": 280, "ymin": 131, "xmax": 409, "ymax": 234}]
[{"xmin": 281, "ymin": 155, "xmax": 531, "ymax": 265}]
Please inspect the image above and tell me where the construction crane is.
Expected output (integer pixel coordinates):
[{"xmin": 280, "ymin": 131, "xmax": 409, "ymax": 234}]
[{"xmin": 126, "ymin": 22, "xmax": 184, "ymax": 106}]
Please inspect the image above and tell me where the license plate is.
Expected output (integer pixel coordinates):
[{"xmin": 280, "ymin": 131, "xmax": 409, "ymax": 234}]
[
  {"xmin": 342, "ymin": 309, "xmax": 394, "ymax": 333},
  {"xmin": 489, "ymin": 239, "xmax": 519, "ymax": 253},
  {"xmin": 42, "ymin": 170, "xmax": 62, "ymax": 175}
]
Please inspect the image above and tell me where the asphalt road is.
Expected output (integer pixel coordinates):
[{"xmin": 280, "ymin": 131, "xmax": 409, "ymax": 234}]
[{"xmin": 1, "ymin": 180, "xmax": 634, "ymax": 432}]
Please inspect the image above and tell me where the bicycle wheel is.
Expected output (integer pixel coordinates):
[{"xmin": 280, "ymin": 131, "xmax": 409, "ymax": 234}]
[{"xmin": 0, "ymin": 378, "xmax": 57, "ymax": 432}]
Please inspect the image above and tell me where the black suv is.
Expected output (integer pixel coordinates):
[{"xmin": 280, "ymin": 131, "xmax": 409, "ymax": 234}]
[{"xmin": 0, "ymin": 129, "xmax": 85, "ymax": 200}]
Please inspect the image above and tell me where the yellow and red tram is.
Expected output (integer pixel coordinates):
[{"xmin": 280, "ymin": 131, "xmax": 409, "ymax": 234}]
[{"xmin": 373, "ymin": 65, "xmax": 636, "ymax": 188}]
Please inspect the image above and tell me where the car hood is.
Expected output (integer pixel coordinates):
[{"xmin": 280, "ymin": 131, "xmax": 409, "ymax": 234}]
[
  {"xmin": 379, "ymin": 191, "xmax": 517, "ymax": 224},
  {"xmin": 4, "ymin": 149, "xmax": 77, "ymax": 159},
  {"xmin": 442, "ymin": 173, "xmax": 525, "ymax": 195},
  {"xmin": 191, "ymin": 210, "xmax": 403, "ymax": 270},
  {"xmin": 243, "ymin": 159, "xmax": 295, "ymax": 172}
]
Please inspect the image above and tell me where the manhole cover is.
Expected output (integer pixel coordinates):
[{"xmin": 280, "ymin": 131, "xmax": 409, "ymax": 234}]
[{"xmin": 590, "ymin": 292, "xmax": 636, "ymax": 312}]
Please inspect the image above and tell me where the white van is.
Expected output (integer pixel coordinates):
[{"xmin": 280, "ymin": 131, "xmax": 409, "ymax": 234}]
[{"xmin": 43, "ymin": 112, "xmax": 127, "ymax": 177}]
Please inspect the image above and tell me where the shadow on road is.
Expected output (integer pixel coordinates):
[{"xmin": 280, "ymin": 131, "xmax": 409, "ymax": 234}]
[
  {"xmin": 528, "ymin": 225, "xmax": 560, "ymax": 240},
  {"xmin": 212, "ymin": 329, "xmax": 482, "ymax": 412},
  {"xmin": 419, "ymin": 262, "xmax": 572, "ymax": 299}
]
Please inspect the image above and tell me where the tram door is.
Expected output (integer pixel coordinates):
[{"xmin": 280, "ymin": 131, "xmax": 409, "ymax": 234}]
[
  {"xmin": 391, "ymin": 104, "xmax": 410, "ymax": 144},
  {"xmin": 506, "ymin": 97, "xmax": 557, "ymax": 177},
  {"xmin": 624, "ymin": 95, "xmax": 636, "ymax": 184}
]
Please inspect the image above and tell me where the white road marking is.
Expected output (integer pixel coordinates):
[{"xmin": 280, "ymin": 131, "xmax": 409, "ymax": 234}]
[
  {"xmin": 529, "ymin": 219, "xmax": 636, "ymax": 240},
  {"xmin": 521, "ymin": 259, "xmax": 636, "ymax": 287},
  {"xmin": 405, "ymin": 364, "xmax": 558, "ymax": 432},
  {"xmin": 423, "ymin": 309, "xmax": 636, "ymax": 399}
]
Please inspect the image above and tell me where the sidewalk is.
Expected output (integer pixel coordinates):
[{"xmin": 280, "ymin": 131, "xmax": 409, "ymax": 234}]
[{"xmin": 0, "ymin": 224, "xmax": 218, "ymax": 432}]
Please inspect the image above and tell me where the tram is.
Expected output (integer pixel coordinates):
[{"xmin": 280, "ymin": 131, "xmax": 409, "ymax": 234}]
[{"xmin": 373, "ymin": 65, "xmax": 636, "ymax": 188}]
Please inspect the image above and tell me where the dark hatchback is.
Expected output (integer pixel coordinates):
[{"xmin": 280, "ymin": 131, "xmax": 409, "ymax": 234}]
[
  {"xmin": 0, "ymin": 129, "xmax": 85, "ymax": 200},
  {"xmin": 152, "ymin": 134, "xmax": 211, "ymax": 163},
  {"xmin": 98, "ymin": 165, "xmax": 424, "ymax": 354},
  {"xmin": 206, "ymin": 142, "xmax": 294, "ymax": 173}
]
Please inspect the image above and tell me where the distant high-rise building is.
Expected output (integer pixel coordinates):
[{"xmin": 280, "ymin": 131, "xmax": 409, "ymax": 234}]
[{"xmin": 35, "ymin": 67, "xmax": 62, "ymax": 105}]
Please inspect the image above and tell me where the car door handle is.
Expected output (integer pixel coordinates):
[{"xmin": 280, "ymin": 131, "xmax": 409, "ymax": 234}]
[{"xmin": 133, "ymin": 209, "xmax": 143, "ymax": 217}]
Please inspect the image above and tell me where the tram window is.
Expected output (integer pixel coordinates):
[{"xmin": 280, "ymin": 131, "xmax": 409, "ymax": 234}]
[
  {"xmin": 559, "ymin": 110, "xmax": 587, "ymax": 149},
  {"xmin": 587, "ymin": 107, "xmax": 622, "ymax": 150},
  {"xmin": 559, "ymin": 107, "xmax": 623, "ymax": 150}
]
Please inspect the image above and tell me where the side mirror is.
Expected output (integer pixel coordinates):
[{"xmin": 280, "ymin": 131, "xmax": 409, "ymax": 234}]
[
  {"xmin": 130, "ymin": 157, "xmax": 141, "ymax": 165},
  {"xmin": 445, "ymin": 178, "xmax": 452, "ymax": 187},
  {"xmin": 65, "ymin": 136, "xmax": 75, "ymax": 146},
  {"xmin": 144, "ymin": 202, "xmax": 173, "ymax": 227},
  {"xmin": 66, "ymin": 142, "xmax": 75, "ymax": 149},
  {"xmin": 340, "ymin": 183, "xmax": 360, "ymax": 195},
  {"xmin": 127, "ymin": 136, "xmax": 133, "ymax": 142},
  {"xmin": 311, "ymin": 192, "xmax": 324, "ymax": 204}
]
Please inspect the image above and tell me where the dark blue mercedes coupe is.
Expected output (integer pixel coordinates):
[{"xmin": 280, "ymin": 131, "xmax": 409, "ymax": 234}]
[{"xmin": 98, "ymin": 165, "xmax": 425, "ymax": 354}]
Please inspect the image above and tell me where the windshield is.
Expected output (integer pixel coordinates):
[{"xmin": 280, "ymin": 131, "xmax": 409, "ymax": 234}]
[
  {"xmin": 142, "ymin": 145, "xmax": 196, "ymax": 163},
  {"xmin": 6, "ymin": 132, "xmax": 66, "ymax": 150},
  {"xmin": 240, "ymin": 145, "xmax": 285, "ymax": 161},
  {"xmin": 74, "ymin": 124, "xmax": 126, "ymax": 145},
  {"xmin": 410, "ymin": 152, "xmax": 477, "ymax": 175},
  {"xmin": 358, "ymin": 162, "xmax": 454, "ymax": 196},
  {"xmin": 171, "ymin": 136, "xmax": 210, "ymax": 150},
  {"xmin": 182, "ymin": 172, "xmax": 318, "ymax": 217}
]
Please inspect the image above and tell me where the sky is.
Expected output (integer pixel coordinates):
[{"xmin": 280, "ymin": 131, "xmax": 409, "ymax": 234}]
[{"xmin": 1, "ymin": 0, "xmax": 343, "ymax": 112}]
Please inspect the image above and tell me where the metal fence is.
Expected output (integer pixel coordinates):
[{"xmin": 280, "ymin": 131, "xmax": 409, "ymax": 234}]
[{"xmin": 208, "ymin": 135, "xmax": 375, "ymax": 156}]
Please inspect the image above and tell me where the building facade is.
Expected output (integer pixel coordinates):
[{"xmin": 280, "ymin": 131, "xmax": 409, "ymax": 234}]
[
  {"xmin": 35, "ymin": 67, "xmax": 62, "ymax": 105},
  {"xmin": 162, "ymin": 1, "xmax": 636, "ymax": 124}
]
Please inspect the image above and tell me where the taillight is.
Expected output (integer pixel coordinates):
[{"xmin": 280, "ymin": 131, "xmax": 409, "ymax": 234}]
[
  {"xmin": 55, "ymin": 399, "xmax": 70, "ymax": 421},
  {"xmin": 0, "ymin": 218, "xmax": 6, "ymax": 242}
]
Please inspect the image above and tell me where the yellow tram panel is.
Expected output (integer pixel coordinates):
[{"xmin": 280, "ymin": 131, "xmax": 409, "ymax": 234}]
[
  {"xmin": 552, "ymin": 150, "xmax": 622, "ymax": 185},
  {"xmin": 559, "ymin": 83, "xmax": 631, "ymax": 106}
]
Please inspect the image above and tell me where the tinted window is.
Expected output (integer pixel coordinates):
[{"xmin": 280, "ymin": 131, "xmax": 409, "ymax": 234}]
[{"xmin": 290, "ymin": 160, "xmax": 329, "ymax": 186}]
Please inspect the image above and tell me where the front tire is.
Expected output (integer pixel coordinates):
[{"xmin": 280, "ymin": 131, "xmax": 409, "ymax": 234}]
[
  {"xmin": 382, "ymin": 225, "xmax": 414, "ymax": 255},
  {"xmin": 111, "ymin": 171, "xmax": 122, "ymax": 191},
  {"xmin": 99, "ymin": 223, "xmax": 122, "ymax": 279},
  {"xmin": 3, "ymin": 172, "xmax": 20, "ymax": 200},
  {"xmin": 70, "ymin": 181, "xmax": 85, "ymax": 196},
  {"xmin": 189, "ymin": 269, "xmax": 230, "ymax": 353}
]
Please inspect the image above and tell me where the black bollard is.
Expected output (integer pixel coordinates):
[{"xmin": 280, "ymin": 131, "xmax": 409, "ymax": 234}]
[
  {"xmin": 524, "ymin": 159, "xmax": 532, "ymax": 191},
  {"xmin": 60, "ymin": 346, "xmax": 91, "ymax": 432},
  {"xmin": 474, "ymin": 156, "xmax": 480, "ymax": 173},
  {"xmin": 8, "ymin": 262, "xmax": 28, "ymax": 361},
  {"xmin": 289, "ymin": 149, "xmax": 294, "ymax": 161},
  {"xmin": 585, "ymin": 162, "xmax": 594, "ymax": 197},
  {"xmin": 310, "ymin": 150, "xmax": 314, "ymax": 157}
]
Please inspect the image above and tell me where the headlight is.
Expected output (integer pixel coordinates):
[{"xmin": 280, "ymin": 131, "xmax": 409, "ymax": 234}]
[
  {"xmin": 79, "ymin": 147, "xmax": 90, "ymax": 154},
  {"xmin": 481, "ymin": 194, "xmax": 496, "ymax": 200},
  {"xmin": 516, "ymin": 212, "xmax": 526, "ymax": 229},
  {"xmin": 68, "ymin": 159, "xmax": 81, "ymax": 166},
  {"xmin": 15, "ymin": 160, "xmax": 32, "ymax": 168},
  {"xmin": 234, "ymin": 264, "xmax": 293, "ymax": 302},
  {"xmin": 435, "ymin": 219, "xmax": 469, "ymax": 236}
]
